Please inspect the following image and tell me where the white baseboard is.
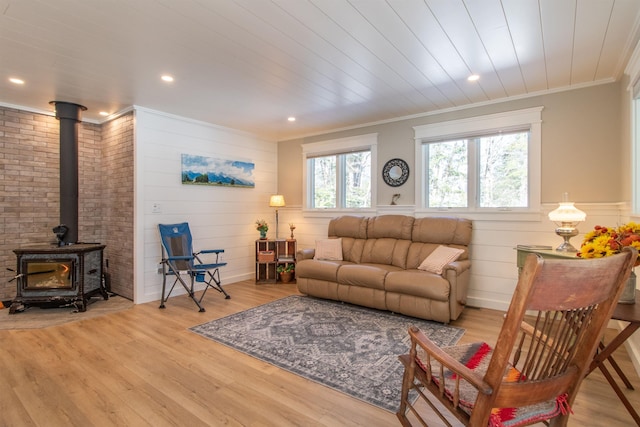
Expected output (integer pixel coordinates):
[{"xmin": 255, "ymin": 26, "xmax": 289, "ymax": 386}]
[{"xmin": 466, "ymin": 297, "xmax": 510, "ymax": 312}]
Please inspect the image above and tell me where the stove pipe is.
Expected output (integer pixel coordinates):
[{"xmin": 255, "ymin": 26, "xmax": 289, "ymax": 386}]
[{"xmin": 49, "ymin": 101, "xmax": 87, "ymax": 245}]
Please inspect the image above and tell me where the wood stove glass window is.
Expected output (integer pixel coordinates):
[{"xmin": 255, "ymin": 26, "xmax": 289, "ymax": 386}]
[{"xmin": 23, "ymin": 260, "xmax": 74, "ymax": 289}]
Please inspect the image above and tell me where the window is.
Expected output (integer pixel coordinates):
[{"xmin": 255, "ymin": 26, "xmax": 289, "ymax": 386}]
[
  {"xmin": 633, "ymin": 80, "xmax": 640, "ymax": 215},
  {"xmin": 425, "ymin": 131, "xmax": 529, "ymax": 208},
  {"xmin": 626, "ymin": 48, "xmax": 640, "ymax": 216},
  {"xmin": 414, "ymin": 107, "xmax": 542, "ymax": 213},
  {"xmin": 302, "ymin": 134, "xmax": 377, "ymax": 211}
]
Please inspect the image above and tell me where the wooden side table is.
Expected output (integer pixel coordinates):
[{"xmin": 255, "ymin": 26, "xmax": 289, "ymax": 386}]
[
  {"xmin": 255, "ymin": 239, "xmax": 296, "ymax": 283},
  {"xmin": 588, "ymin": 290, "xmax": 640, "ymax": 425}
]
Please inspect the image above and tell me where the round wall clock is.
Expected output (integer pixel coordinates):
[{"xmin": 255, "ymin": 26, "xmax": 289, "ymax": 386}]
[{"xmin": 382, "ymin": 158, "xmax": 409, "ymax": 187}]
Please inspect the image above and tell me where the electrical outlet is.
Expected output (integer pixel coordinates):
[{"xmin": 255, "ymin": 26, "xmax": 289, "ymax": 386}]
[{"xmin": 152, "ymin": 203, "xmax": 162, "ymax": 214}]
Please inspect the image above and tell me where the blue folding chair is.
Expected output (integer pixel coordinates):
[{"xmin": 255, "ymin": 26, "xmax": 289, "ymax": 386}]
[{"xmin": 158, "ymin": 222, "xmax": 230, "ymax": 312}]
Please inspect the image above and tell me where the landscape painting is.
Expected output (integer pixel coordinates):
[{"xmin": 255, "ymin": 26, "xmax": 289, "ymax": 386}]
[{"xmin": 181, "ymin": 154, "xmax": 255, "ymax": 188}]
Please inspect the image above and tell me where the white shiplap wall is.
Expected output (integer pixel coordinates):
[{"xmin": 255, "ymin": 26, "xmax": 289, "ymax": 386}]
[{"xmin": 133, "ymin": 107, "xmax": 278, "ymax": 304}]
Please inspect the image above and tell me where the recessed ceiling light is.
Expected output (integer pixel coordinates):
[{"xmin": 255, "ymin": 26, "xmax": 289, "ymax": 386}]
[
  {"xmin": 467, "ymin": 74, "xmax": 480, "ymax": 82},
  {"xmin": 9, "ymin": 77, "xmax": 25, "ymax": 85},
  {"xmin": 287, "ymin": 116, "xmax": 296, "ymax": 122},
  {"xmin": 161, "ymin": 75, "xmax": 174, "ymax": 82},
  {"xmin": 99, "ymin": 111, "xmax": 110, "ymax": 116}
]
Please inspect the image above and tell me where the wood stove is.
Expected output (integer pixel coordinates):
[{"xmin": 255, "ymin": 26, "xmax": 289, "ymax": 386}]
[
  {"xmin": 10, "ymin": 243, "xmax": 107, "ymax": 313},
  {"xmin": 9, "ymin": 101, "xmax": 109, "ymax": 313}
]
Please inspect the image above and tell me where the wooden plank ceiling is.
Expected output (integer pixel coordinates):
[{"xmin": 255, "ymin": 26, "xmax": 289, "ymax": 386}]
[{"xmin": 1, "ymin": 0, "xmax": 639, "ymax": 140}]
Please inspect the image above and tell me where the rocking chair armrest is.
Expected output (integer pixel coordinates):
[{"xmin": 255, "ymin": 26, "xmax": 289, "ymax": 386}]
[
  {"xmin": 198, "ymin": 249, "xmax": 224, "ymax": 254},
  {"xmin": 409, "ymin": 327, "xmax": 493, "ymax": 396}
]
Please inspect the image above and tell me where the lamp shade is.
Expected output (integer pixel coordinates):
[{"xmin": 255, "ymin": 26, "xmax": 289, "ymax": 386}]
[
  {"xmin": 269, "ymin": 194, "xmax": 286, "ymax": 207},
  {"xmin": 548, "ymin": 202, "xmax": 586, "ymax": 223}
]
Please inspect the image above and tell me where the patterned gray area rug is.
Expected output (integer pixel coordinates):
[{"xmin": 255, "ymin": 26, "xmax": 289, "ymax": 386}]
[{"xmin": 190, "ymin": 295, "xmax": 464, "ymax": 412}]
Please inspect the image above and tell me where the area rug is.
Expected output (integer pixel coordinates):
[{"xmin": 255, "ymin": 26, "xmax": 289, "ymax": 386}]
[
  {"xmin": 0, "ymin": 295, "xmax": 133, "ymax": 330},
  {"xmin": 190, "ymin": 295, "xmax": 465, "ymax": 412}
]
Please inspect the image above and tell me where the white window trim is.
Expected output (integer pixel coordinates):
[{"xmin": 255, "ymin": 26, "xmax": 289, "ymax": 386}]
[
  {"xmin": 413, "ymin": 107, "xmax": 543, "ymax": 220},
  {"xmin": 632, "ymin": 94, "xmax": 640, "ymax": 217},
  {"xmin": 626, "ymin": 44, "xmax": 640, "ymax": 217},
  {"xmin": 302, "ymin": 133, "xmax": 378, "ymax": 216}
]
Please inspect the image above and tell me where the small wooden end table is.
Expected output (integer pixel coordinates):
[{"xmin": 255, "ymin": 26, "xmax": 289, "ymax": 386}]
[{"xmin": 588, "ymin": 290, "xmax": 640, "ymax": 425}]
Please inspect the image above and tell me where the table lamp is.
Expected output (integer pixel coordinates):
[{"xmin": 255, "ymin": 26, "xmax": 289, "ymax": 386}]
[
  {"xmin": 269, "ymin": 195, "xmax": 286, "ymax": 239},
  {"xmin": 548, "ymin": 193, "xmax": 586, "ymax": 252}
]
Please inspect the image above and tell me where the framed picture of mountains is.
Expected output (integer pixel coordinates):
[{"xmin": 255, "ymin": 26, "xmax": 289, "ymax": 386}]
[{"xmin": 181, "ymin": 154, "xmax": 255, "ymax": 188}]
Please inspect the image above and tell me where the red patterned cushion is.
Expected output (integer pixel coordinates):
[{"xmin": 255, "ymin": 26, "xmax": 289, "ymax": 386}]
[{"xmin": 415, "ymin": 342, "xmax": 571, "ymax": 427}]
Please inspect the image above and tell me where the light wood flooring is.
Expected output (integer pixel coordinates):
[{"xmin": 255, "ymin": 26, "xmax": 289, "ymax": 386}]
[{"xmin": 0, "ymin": 280, "xmax": 638, "ymax": 426}]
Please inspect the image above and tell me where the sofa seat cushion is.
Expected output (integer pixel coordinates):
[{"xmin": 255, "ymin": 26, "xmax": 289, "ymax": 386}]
[
  {"xmin": 385, "ymin": 270, "xmax": 450, "ymax": 301},
  {"xmin": 296, "ymin": 259, "xmax": 352, "ymax": 283},
  {"xmin": 337, "ymin": 263, "xmax": 400, "ymax": 290}
]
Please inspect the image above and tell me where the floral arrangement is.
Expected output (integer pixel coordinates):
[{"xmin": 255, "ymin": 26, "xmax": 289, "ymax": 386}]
[
  {"xmin": 255, "ymin": 219, "xmax": 268, "ymax": 232},
  {"xmin": 578, "ymin": 222, "xmax": 640, "ymax": 260}
]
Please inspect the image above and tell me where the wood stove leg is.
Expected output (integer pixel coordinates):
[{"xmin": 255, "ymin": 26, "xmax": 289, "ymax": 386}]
[{"xmin": 8, "ymin": 301, "xmax": 24, "ymax": 314}]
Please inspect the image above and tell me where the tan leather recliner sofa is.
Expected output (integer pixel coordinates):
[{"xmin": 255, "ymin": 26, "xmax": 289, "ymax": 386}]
[{"xmin": 295, "ymin": 215, "xmax": 472, "ymax": 323}]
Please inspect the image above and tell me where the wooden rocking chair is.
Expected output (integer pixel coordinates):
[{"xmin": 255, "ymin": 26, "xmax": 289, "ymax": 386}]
[{"xmin": 397, "ymin": 247, "xmax": 637, "ymax": 427}]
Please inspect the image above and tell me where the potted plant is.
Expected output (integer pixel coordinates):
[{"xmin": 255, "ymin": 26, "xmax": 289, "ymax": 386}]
[
  {"xmin": 277, "ymin": 263, "xmax": 295, "ymax": 283},
  {"xmin": 255, "ymin": 219, "xmax": 269, "ymax": 239}
]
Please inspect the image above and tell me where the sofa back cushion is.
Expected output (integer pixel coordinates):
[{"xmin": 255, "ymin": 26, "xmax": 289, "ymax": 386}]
[
  {"xmin": 357, "ymin": 216, "xmax": 414, "ymax": 268},
  {"xmin": 361, "ymin": 238, "xmax": 411, "ymax": 268},
  {"xmin": 367, "ymin": 215, "xmax": 414, "ymax": 240},
  {"xmin": 328, "ymin": 215, "xmax": 368, "ymax": 239},
  {"xmin": 406, "ymin": 217, "xmax": 472, "ymax": 269},
  {"xmin": 340, "ymin": 237, "xmax": 365, "ymax": 263},
  {"xmin": 412, "ymin": 217, "xmax": 472, "ymax": 248},
  {"xmin": 328, "ymin": 216, "xmax": 368, "ymax": 263}
]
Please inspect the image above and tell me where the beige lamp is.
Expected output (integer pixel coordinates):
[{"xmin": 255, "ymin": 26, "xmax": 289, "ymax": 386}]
[
  {"xmin": 548, "ymin": 193, "xmax": 586, "ymax": 252},
  {"xmin": 269, "ymin": 195, "xmax": 286, "ymax": 239}
]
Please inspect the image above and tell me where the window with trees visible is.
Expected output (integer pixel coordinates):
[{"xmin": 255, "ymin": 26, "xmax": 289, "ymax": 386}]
[
  {"xmin": 425, "ymin": 131, "xmax": 529, "ymax": 208},
  {"xmin": 303, "ymin": 134, "xmax": 377, "ymax": 211},
  {"xmin": 414, "ymin": 108, "xmax": 541, "ymax": 213},
  {"xmin": 633, "ymin": 83, "xmax": 640, "ymax": 215}
]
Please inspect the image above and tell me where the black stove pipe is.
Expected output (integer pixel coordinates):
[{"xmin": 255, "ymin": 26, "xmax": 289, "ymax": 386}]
[{"xmin": 49, "ymin": 101, "xmax": 87, "ymax": 245}]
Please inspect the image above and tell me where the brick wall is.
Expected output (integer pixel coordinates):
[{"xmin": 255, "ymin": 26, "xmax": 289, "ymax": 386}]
[
  {"xmin": 78, "ymin": 121, "xmax": 106, "ymax": 243},
  {"xmin": 0, "ymin": 106, "xmax": 134, "ymax": 302},
  {"xmin": 101, "ymin": 112, "xmax": 134, "ymax": 299}
]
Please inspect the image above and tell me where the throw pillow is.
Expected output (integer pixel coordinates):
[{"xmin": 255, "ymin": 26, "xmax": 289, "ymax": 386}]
[
  {"xmin": 314, "ymin": 238, "xmax": 343, "ymax": 260},
  {"xmin": 418, "ymin": 245, "xmax": 464, "ymax": 274}
]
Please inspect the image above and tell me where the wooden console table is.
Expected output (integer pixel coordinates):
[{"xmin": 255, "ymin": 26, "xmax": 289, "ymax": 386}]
[{"xmin": 516, "ymin": 246, "xmax": 639, "ymax": 424}]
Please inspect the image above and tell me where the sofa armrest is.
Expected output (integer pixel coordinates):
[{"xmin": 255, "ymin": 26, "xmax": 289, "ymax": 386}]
[
  {"xmin": 297, "ymin": 248, "xmax": 316, "ymax": 260},
  {"xmin": 443, "ymin": 259, "xmax": 471, "ymax": 321},
  {"xmin": 441, "ymin": 259, "xmax": 471, "ymax": 276}
]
